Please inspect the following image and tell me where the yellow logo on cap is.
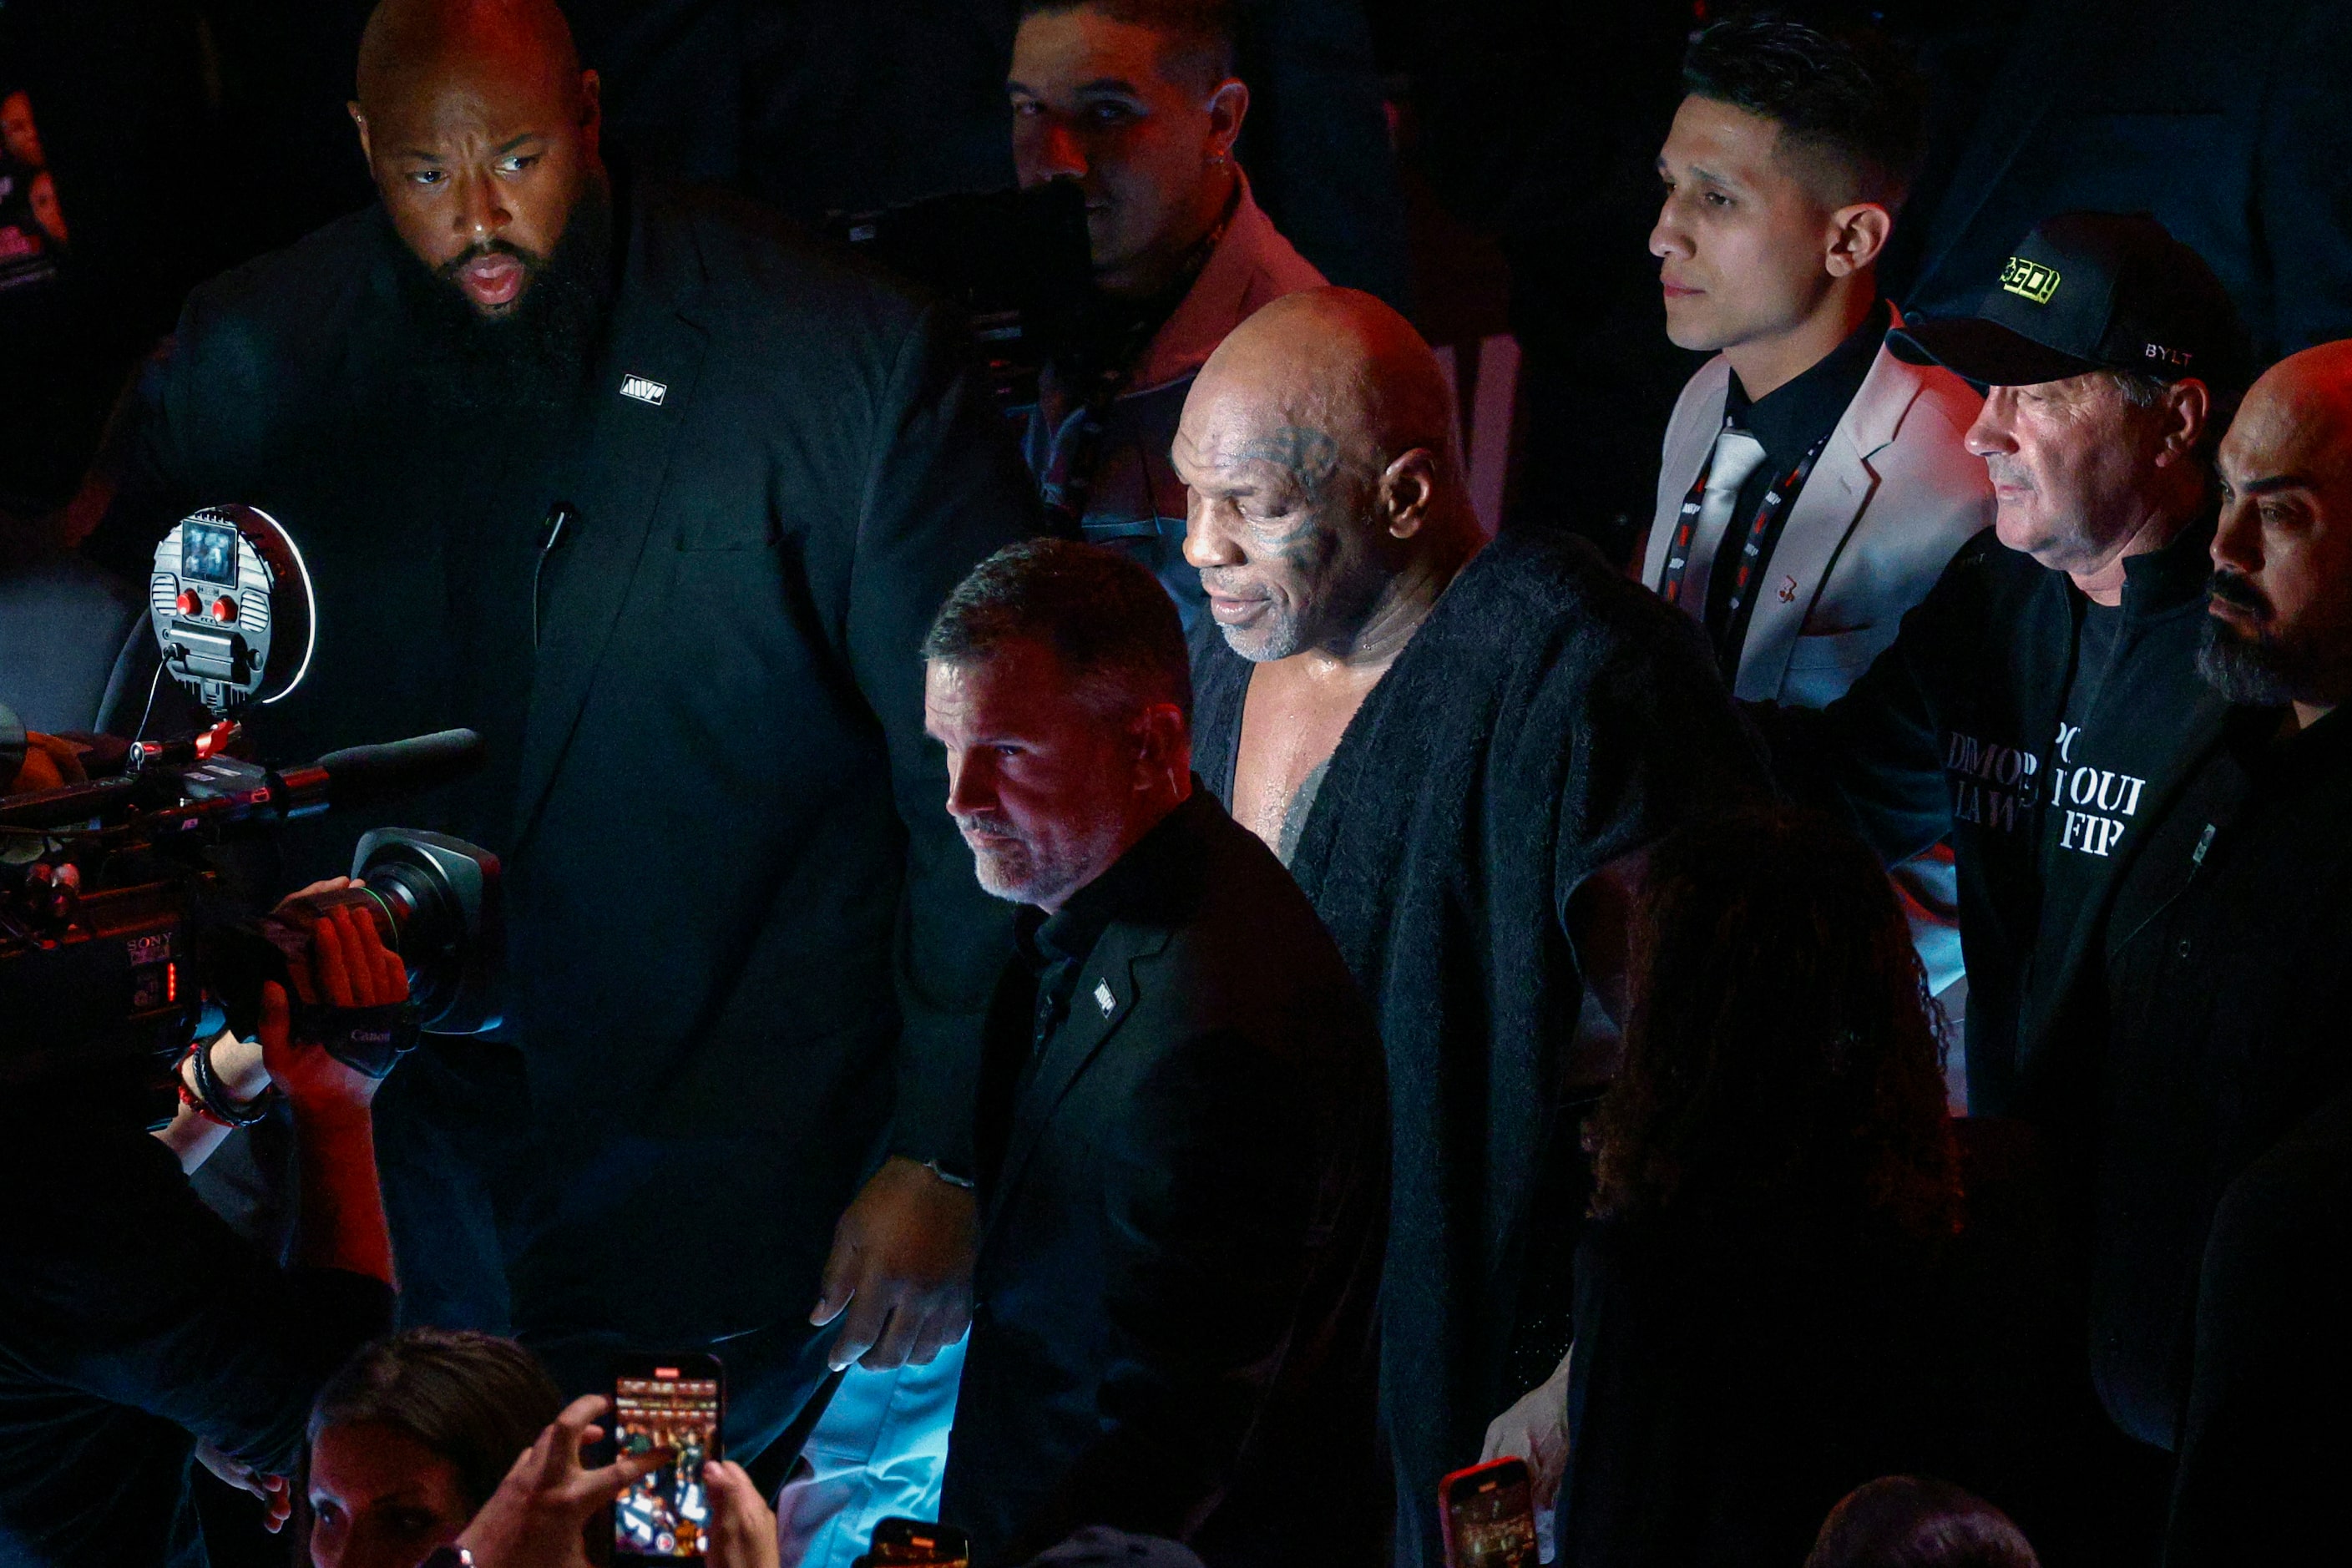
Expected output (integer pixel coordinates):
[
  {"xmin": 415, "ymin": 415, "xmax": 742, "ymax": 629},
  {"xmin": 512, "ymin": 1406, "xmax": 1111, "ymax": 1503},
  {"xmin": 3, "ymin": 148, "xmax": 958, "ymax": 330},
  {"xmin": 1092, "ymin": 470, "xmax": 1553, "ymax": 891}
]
[{"xmin": 2000, "ymin": 256, "xmax": 2061, "ymax": 305}]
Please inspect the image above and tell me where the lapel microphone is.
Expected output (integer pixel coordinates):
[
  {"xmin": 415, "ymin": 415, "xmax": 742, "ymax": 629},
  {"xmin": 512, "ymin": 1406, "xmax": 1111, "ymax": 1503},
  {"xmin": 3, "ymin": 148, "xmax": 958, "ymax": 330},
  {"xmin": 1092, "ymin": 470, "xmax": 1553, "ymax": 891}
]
[{"xmin": 532, "ymin": 501, "xmax": 578, "ymax": 650}]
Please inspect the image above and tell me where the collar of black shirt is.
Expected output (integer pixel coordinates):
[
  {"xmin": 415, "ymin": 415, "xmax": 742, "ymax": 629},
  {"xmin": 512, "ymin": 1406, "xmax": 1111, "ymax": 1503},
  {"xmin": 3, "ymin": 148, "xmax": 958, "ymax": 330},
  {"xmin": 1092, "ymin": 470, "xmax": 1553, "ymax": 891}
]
[
  {"xmin": 1724, "ymin": 297, "xmax": 1891, "ymax": 463},
  {"xmin": 2117, "ymin": 506, "xmax": 2220, "ymax": 619},
  {"xmin": 1013, "ymin": 785, "xmax": 1212, "ymax": 975}
]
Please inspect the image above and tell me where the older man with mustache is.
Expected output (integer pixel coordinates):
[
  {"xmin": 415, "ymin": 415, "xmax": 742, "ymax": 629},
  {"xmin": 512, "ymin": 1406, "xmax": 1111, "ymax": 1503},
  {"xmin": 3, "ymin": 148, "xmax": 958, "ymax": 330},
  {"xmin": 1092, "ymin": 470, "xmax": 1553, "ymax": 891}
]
[
  {"xmin": 1755, "ymin": 211, "xmax": 2252, "ymax": 1558},
  {"xmin": 1765, "ymin": 214, "xmax": 2247, "ymax": 1123}
]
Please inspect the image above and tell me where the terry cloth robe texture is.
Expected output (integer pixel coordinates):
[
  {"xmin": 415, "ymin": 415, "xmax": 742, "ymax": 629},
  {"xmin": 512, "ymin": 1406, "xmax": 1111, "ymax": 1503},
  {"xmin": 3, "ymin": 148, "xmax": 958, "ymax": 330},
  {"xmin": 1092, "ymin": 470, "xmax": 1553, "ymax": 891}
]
[{"xmin": 1189, "ymin": 528, "xmax": 1768, "ymax": 1566}]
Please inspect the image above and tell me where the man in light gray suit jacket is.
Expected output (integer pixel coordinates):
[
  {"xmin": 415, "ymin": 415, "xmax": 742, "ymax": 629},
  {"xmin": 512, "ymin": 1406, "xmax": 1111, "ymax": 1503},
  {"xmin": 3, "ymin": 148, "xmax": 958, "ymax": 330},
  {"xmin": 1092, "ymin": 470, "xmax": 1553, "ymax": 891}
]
[{"xmin": 1644, "ymin": 18, "xmax": 1990, "ymax": 1029}]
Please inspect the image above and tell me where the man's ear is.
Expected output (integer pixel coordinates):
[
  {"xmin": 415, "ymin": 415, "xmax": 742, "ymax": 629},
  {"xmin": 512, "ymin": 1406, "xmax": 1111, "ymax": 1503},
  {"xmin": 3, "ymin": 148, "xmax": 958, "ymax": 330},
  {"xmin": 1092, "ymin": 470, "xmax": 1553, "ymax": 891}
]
[
  {"xmin": 1206, "ymin": 78, "xmax": 1248, "ymax": 160},
  {"xmin": 1824, "ymin": 201, "xmax": 1894, "ymax": 279},
  {"xmin": 1132, "ymin": 701, "xmax": 1191, "ymax": 790},
  {"xmin": 1380, "ymin": 448, "xmax": 1441, "ymax": 540},
  {"xmin": 2152, "ymin": 377, "xmax": 2214, "ymax": 469},
  {"xmin": 579, "ymin": 68, "xmax": 603, "ymax": 153},
  {"xmin": 348, "ymin": 103, "xmax": 372, "ymax": 168}
]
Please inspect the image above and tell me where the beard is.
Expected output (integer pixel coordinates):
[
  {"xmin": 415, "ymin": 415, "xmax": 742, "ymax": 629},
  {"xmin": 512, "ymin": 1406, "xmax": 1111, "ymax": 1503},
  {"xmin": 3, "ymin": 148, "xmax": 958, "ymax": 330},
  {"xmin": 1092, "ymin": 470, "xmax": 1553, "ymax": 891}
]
[
  {"xmin": 2198, "ymin": 569, "xmax": 2309, "ymax": 706},
  {"xmin": 388, "ymin": 179, "xmax": 614, "ymax": 413},
  {"xmin": 1206, "ymin": 592, "xmax": 1308, "ymax": 663},
  {"xmin": 959, "ymin": 807, "xmax": 1125, "ymax": 908}
]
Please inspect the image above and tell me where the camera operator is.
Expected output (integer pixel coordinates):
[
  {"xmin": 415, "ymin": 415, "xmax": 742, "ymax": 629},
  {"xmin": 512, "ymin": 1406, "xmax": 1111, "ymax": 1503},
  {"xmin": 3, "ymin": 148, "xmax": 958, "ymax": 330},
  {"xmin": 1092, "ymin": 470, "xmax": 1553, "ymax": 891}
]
[
  {"xmin": 1009, "ymin": 0, "xmax": 1323, "ymax": 623},
  {"xmin": 0, "ymin": 881, "xmax": 407, "ymax": 1566}
]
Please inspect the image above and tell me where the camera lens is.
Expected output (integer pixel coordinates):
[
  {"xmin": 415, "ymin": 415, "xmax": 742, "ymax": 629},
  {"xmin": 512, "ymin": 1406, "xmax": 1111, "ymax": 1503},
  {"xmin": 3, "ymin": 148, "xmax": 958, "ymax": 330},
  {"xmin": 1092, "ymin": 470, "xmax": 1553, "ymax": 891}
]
[
  {"xmin": 348, "ymin": 828, "xmax": 503, "ymax": 1035},
  {"xmin": 357, "ymin": 859, "xmax": 463, "ymax": 1020}
]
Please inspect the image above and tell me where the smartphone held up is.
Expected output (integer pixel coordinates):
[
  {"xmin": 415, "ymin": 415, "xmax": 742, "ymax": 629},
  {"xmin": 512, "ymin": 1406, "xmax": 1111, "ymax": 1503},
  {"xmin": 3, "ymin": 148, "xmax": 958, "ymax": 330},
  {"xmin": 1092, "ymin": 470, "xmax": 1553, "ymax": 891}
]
[
  {"xmin": 613, "ymin": 1353, "xmax": 726, "ymax": 1560},
  {"xmin": 1440, "ymin": 1456, "xmax": 1539, "ymax": 1568}
]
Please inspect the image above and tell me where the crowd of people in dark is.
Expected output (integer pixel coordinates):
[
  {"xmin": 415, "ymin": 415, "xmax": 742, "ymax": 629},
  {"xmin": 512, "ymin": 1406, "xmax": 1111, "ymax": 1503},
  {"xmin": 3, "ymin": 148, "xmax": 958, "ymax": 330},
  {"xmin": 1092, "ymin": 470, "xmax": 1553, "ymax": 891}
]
[{"xmin": 5, "ymin": 1, "xmax": 2351, "ymax": 1565}]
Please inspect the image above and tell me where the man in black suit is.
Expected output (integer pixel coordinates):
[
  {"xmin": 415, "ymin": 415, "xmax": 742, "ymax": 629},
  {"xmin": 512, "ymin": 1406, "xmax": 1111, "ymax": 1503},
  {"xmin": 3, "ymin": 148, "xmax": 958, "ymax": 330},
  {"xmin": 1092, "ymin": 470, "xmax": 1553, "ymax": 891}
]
[
  {"xmin": 920, "ymin": 539, "xmax": 1388, "ymax": 1566},
  {"xmin": 79, "ymin": 0, "xmax": 1035, "ymax": 1464}
]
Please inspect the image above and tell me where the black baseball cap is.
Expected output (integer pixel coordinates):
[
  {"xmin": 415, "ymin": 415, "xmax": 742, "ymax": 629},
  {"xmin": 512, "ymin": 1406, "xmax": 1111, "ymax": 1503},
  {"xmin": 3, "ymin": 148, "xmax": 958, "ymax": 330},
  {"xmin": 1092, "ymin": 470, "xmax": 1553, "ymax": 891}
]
[{"xmin": 1889, "ymin": 211, "xmax": 2251, "ymax": 395}]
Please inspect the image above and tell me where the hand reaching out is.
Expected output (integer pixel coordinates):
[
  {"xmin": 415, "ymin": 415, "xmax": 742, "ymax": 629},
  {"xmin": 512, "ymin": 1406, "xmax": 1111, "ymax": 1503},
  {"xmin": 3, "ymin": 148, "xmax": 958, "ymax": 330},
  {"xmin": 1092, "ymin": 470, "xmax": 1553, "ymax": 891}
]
[
  {"xmin": 194, "ymin": 1440, "xmax": 290, "ymax": 1534},
  {"xmin": 811, "ymin": 1156, "xmax": 976, "ymax": 1370},
  {"xmin": 458, "ymin": 1394, "xmax": 669, "ymax": 1568},
  {"xmin": 1481, "ymin": 1346, "xmax": 1573, "ymax": 1549}
]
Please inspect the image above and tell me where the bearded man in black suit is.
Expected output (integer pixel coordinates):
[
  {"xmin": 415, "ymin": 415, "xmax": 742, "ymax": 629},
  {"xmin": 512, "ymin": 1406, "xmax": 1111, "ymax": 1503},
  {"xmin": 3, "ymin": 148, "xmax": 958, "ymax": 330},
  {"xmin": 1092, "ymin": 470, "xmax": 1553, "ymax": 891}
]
[{"xmin": 82, "ymin": 0, "xmax": 1036, "ymax": 1465}]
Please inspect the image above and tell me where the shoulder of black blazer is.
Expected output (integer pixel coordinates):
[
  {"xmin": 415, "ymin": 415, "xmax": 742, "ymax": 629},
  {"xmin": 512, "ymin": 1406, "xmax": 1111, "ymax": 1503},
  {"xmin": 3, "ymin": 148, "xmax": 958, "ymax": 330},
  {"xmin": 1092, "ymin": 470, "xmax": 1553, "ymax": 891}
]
[
  {"xmin": 985, "ymin": 798, "xmax": 1383, "ymax": 1220},
  {"xmin": 1097, "ymin": 798, "xmax": 1371, "ymax": 1050}
]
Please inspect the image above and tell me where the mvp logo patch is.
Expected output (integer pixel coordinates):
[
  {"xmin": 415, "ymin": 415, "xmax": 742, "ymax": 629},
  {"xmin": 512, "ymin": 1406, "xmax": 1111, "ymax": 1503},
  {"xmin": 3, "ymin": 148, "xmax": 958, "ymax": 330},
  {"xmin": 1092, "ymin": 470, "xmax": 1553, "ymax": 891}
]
[
  {"xmin": 2000, "ymin": 255, "xmax": 2061, "ymax": 305},
  {"xmin": 619, "ymin": 374, "xmax": 668, "ymax": 406}
]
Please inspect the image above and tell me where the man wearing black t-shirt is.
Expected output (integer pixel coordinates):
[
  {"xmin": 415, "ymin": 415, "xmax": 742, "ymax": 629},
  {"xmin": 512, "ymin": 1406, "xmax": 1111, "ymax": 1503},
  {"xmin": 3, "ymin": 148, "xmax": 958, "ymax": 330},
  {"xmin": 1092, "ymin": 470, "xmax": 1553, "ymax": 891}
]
[
  {"xmin": 0, "ymin": 893, "xmax": 404, "ymax": 1567},
  {"xmin": 1760, "ymin": 213, "xmax": 2250, "ymax": 1560},
  {"xmin": 1770, "ymin": 212, "xmax": 2249, "ymax": 1136}
]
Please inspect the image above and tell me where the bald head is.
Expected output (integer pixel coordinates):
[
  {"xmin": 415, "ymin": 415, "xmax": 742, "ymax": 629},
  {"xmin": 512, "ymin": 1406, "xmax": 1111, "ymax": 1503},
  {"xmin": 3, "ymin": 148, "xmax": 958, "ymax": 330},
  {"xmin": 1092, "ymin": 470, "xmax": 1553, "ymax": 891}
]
[
  {"xmin": 351, "ymin": 0, "xmax": 603, "ymax": 315},
  {"xmin": 2208, "ymin": 340, "xmax": 2352, "ymax": 717},
  {"xmin": 1194, "ymin": 288, "xmax": 1461, "ymax": 486},
  {"xmin": 357, "ymin": 0, "xmax": 581, "ymax": 114},
  {"xmin": 1176, "ymin": 288, "xmax": 1479, "ymax": 661}
]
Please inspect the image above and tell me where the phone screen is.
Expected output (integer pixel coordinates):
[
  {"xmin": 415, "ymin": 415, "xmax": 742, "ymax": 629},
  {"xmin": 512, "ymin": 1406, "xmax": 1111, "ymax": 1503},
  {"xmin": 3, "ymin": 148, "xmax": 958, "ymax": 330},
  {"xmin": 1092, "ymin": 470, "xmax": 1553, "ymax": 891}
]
[
  {"xmin": 614, "ymin": 1363, "xmax": 722, "ymax": 1559},
  {"xmin": 1441, "ymin": 1459, "xmax": 1537, "ymax": 1568},
  {"xmin": 866, "ymin": 1516, "xmax": 971, "ymax": 1565}
]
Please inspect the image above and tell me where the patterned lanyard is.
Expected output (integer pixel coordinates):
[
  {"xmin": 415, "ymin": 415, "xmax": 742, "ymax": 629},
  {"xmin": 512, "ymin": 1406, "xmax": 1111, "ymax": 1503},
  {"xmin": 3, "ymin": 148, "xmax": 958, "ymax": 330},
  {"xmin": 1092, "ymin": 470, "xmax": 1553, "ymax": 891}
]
[{"xmin": 1659, "ymin": 416, "xmax": 1833, "ymax": 661}]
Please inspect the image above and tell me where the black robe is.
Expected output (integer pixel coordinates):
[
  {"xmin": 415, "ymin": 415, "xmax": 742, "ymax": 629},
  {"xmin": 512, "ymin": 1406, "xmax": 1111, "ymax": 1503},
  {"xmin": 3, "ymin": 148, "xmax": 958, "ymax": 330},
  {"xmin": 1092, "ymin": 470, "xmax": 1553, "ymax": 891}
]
[{"xmin": 1189, "ymin": 529, "xmax": 1767, "ymax": 1565}]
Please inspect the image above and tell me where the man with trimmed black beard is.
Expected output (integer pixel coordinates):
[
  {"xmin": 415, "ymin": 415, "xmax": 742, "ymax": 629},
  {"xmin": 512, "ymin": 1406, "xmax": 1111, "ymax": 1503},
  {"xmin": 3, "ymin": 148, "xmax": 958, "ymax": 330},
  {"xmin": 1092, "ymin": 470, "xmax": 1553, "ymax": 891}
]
[
  {"xmin": 77, "ymin": 0, "xmax": 1036, "ymax": 1483},
  {"xmin": 2012, "ymin": 342, "xmax": 2352, "ymax": 1561}
]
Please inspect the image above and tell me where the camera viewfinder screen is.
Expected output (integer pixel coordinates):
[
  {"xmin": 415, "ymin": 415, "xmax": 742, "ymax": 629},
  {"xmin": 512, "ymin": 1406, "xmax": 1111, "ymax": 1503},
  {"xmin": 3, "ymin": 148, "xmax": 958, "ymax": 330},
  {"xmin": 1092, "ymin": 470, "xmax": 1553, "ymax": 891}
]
[
  {"xmin": 615, "ymin": 1369, "xmax": 719, "ymax": 1558},
  {"xmin": 180, "ymin": 522, "xmax": 238, "ymax": 585}
]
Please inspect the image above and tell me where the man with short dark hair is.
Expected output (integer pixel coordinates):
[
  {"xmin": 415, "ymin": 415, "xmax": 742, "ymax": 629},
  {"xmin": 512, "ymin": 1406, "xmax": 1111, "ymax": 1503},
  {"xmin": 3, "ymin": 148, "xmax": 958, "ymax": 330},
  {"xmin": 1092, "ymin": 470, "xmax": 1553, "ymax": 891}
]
[
  {"xmin": 1643, "ymin": 14, "xmax": 1990, "ymax": 1015},
  {"xmin": 1176, "ymin": 287, "xmax": 1766, "ymax": 1565},
  {"xmin": 1649, "ymin": 13, "xmax": 1984, "ymax": 706},
  {"xmin": 2021, "ymin": 342, "xmax": 2352, "ymax": 1560},
  {"xmin": 1009, "ymin": 0, "xmax": 1323, "ymax": 621},
  {"xmin": 79, "ymin": 0, "xmax": 1035, "ymax": 1469},
  {"xmin": 923, "ymin": 539, "xmax": 1387, "ymax": 1566}
]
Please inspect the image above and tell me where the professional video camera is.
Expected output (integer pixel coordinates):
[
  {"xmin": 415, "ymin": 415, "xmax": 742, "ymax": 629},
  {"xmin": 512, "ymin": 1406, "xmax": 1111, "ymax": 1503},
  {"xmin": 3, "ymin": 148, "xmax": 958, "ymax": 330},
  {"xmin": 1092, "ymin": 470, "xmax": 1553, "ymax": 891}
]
[
  {"xmin": 0, "ymin": 504, "xmax": 500, "ymax": 1124},
  {"xmin": 826, "ymin": 178, "xmax": 1093, "ymax": 410}
]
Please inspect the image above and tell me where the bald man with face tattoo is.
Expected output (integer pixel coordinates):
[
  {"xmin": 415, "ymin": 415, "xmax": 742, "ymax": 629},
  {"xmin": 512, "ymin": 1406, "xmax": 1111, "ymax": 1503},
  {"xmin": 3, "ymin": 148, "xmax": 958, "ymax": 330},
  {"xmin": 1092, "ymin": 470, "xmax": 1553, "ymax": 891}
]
[
  {"xmin": 1175, "ymin": 288, "xmax": 1766, "ymax": 1565},
  {"xmin": 80, "ymin": 0, "xmax": 1036, "ymax": 1476}
]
